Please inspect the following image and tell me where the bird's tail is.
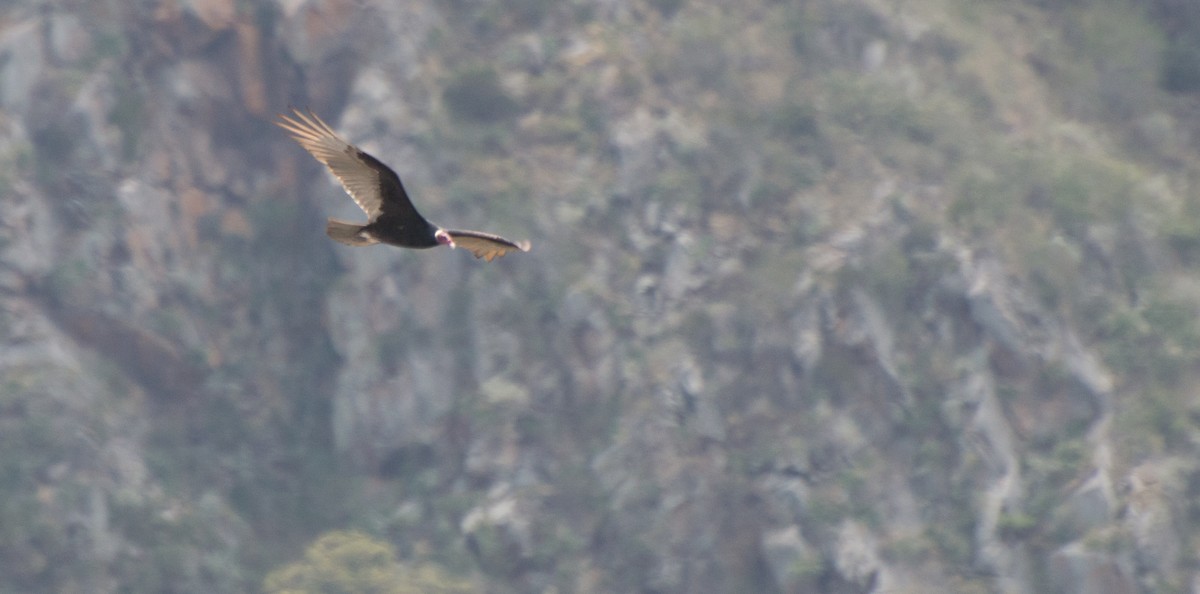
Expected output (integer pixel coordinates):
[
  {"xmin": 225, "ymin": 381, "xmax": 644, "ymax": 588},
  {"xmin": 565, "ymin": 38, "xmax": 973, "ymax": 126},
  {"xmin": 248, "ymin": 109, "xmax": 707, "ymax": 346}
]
[{"xmin": 325, "ymin": 219, "xmax": 376, "ymax": 246}]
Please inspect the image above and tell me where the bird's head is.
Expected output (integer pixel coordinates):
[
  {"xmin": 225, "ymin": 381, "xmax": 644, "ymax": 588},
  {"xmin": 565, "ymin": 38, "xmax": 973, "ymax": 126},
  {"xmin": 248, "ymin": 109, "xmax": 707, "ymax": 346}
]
[{"xmin": 435, "ymin": 229, "xmax": 455, "ymax": 248}]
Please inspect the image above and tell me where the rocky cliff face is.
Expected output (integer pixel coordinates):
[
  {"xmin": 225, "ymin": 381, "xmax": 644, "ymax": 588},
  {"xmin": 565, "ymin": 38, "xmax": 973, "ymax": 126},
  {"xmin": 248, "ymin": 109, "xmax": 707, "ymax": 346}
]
[{"xmin": 2, "ymin": 0, "xmax": 1199, "ymax": 592}]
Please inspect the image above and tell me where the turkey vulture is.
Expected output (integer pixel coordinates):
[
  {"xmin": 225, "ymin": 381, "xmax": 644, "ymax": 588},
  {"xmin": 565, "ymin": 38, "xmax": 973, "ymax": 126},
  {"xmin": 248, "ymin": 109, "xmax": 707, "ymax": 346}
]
[{"xmin": 275, "ymin": 109, "xmax": 531, "ymax": 262}]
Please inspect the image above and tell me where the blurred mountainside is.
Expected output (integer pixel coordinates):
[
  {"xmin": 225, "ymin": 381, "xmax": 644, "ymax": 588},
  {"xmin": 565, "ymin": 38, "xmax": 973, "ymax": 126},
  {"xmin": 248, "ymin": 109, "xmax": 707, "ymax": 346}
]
[{"xmin": 2, "ymin": 0, "xmax": 1200, "ymax": 592}]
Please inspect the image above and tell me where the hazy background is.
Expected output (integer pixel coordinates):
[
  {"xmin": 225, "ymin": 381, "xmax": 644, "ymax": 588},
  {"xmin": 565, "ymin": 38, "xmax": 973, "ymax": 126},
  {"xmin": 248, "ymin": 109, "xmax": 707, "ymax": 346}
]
[{"xmin": 2, "ymin": 0, "xmax": 1200, "ymax": 592}]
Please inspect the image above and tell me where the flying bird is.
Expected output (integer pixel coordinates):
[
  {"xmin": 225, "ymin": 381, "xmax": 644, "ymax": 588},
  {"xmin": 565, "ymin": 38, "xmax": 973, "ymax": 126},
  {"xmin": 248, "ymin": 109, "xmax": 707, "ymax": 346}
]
[{"xmin": 275, "ymin": 109, "xmax": 531, "ymax": 262}]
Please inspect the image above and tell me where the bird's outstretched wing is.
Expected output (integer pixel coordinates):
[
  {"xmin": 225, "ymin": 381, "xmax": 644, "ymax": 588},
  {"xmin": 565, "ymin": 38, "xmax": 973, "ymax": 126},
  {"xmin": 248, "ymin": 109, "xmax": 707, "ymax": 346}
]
[
  {"xmin": 275, "ymin": 109, "xmax": 426, "ymax": 225},
  {"xmin": 443, "ymin": 229, "xmax": 531, "ymax": 262}
]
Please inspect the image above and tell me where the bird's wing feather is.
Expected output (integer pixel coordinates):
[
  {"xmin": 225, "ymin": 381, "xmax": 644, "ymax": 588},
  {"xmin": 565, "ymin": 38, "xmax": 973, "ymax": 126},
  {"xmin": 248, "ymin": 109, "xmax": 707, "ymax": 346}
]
[
  {"xmin": 444, "ymin": 229, "xmax": 531, "ymax": 262},
  {"xmin": 276, "ymin": 109, "xmax": 425, "ymax": 224}
]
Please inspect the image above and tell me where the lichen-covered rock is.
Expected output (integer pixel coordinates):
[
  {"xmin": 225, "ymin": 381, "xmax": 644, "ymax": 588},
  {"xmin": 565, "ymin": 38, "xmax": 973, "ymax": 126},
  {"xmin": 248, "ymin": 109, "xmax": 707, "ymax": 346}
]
[{"xmin": 1049, "ymin": 543, "xmax": 1136, "ymax": 594}]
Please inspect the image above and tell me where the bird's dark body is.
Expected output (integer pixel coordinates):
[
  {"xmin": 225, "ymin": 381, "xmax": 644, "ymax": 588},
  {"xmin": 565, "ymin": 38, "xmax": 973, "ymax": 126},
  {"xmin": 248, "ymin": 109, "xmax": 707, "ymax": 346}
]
[
  {"xmin": 364, "ymin": 215, "xmax": 440, "ymax": 249},
  {"xmin": 351, "ymin": 147, "xmax": 441, "ymax": 248}
]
